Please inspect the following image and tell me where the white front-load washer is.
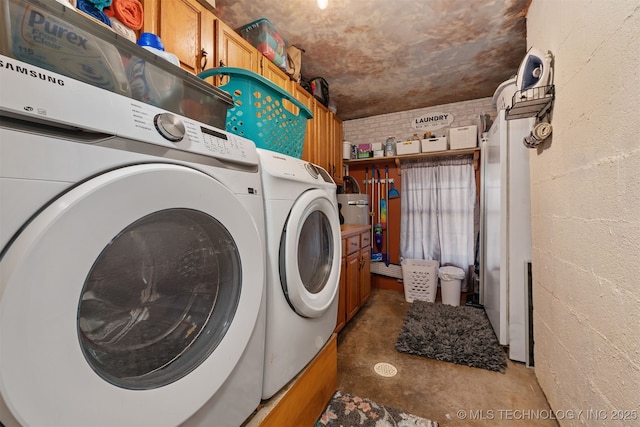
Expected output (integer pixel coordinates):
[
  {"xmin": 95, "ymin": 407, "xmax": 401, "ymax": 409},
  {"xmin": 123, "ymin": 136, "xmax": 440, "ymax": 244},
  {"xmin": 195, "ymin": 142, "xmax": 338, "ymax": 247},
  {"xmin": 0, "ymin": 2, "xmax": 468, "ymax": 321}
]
[
  {"xmin": 0, "ymin": 54, "xmax": 266, "ymax": 427},
  {"xmin": 257, "ymin": 149, "xmax": 342, "ymax": 400}
]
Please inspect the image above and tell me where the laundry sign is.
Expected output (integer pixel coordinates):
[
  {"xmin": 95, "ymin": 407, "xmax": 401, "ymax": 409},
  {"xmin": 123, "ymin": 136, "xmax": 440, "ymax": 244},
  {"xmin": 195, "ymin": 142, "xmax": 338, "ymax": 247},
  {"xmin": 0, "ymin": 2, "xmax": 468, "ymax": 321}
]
[{"xmin": 411, "ymin": 112, "xmax": 454, "ymax": 131}]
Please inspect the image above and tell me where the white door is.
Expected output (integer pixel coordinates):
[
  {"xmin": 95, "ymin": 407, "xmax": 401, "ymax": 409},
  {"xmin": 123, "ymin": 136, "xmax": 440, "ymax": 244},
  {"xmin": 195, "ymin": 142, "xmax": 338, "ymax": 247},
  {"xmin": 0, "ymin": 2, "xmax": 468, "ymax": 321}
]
[
  {"xmin": 279, "ymin": 189, "xmax": 341, "ymax": 318},
  {"xmin": 0, "ymin": 164, "xmax": 264, "ymax": 427}
]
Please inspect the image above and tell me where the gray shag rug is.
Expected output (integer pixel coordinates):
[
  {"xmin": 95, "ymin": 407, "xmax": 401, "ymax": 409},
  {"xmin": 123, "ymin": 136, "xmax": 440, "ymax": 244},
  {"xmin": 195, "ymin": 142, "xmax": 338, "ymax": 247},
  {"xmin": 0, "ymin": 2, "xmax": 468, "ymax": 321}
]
[
  {"xmin": 396, "ymin": 301, "xmax": 507, "ymax": 373},
  {"xmin": 315, "ymin": 391, "xmax": 438, "ymax": 427}
]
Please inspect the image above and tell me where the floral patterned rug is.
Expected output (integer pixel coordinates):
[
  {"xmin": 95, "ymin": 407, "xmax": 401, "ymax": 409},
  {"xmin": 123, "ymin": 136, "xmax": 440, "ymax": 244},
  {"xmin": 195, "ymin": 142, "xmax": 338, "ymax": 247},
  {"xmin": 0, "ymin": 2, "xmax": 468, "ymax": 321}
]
[{"xmin": 315, "ymin": 391, "xmax": 439, "ymax": 427}]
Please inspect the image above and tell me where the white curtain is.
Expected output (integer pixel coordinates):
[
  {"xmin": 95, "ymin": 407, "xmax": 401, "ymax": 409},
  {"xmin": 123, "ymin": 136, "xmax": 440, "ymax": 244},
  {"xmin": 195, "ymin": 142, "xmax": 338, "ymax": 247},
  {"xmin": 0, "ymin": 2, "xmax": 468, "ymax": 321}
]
[{"xmin": 400, "ymin": 156, "xmax": 477, "ymax": 286}]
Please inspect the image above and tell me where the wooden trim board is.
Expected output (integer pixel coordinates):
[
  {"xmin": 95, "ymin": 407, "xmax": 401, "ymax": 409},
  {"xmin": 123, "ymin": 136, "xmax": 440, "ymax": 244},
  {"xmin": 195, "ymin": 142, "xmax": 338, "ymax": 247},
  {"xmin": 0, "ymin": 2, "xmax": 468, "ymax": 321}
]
[{"xmin": 243, "ymin": 334, "xmax": 337, "ymax": 427}]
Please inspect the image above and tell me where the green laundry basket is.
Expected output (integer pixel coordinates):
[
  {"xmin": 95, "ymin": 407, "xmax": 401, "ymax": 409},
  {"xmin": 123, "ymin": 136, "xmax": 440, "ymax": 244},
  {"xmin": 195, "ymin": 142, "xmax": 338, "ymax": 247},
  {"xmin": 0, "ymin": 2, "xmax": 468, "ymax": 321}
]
[{"xmin": 198, "ymin": 67, "xmax": 313, "ymax": 158}]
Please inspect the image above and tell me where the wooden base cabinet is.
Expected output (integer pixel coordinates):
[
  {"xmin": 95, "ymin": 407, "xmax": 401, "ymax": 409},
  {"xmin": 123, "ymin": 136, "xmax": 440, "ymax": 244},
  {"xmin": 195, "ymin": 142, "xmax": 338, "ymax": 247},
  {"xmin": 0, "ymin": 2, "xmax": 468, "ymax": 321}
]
[
  {"xmin": 336, "ymin": 225, "xmax": 371, "ymax": 333},
  {"xmin": 359, "ymin": 244, "xmax": 371, "ymax": 304}
]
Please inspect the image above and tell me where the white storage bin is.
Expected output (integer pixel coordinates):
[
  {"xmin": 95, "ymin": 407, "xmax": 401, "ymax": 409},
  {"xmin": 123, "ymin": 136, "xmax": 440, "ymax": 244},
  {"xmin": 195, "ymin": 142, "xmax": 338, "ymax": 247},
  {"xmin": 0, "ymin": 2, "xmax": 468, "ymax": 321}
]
[
  {"xmin": 401, "ymin": 259, "xmax": 439, "ymax": 303},
  {"xmin": 420, "ymin": 137, "xmax": 447, "ymax": 152},
  {"xmin": 449, "ymin": 125, "xmax": 478, "ymax": 149},
  {"xmin": 395, "ymin": 140, "xmax": 420, "ymax": 155}
]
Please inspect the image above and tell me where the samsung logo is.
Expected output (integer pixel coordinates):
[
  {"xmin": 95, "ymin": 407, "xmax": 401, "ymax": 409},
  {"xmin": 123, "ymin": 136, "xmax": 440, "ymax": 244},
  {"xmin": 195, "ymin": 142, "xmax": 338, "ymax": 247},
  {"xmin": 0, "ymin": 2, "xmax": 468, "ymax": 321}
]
[{"xmin": 0, "ymin": 59, "xmax": 65, "ymax": 86}]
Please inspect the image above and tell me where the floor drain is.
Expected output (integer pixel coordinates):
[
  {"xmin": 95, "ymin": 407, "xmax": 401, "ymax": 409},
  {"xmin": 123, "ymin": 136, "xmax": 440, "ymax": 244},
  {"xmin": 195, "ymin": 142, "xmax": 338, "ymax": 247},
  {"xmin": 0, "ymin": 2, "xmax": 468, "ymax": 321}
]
[{"xmin": 373, "ymin": 362, "xmax": 398, "ymax": 377}]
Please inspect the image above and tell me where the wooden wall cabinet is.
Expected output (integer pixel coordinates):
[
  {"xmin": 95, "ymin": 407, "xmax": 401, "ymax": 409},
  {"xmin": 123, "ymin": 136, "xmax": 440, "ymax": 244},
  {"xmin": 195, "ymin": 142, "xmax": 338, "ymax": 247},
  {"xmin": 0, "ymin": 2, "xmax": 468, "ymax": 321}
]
[
  {"xmin": 143, "ymin": 0, "xmax": 213, "ymax": 75},
  {"xmin": 330, "ymin": 113, "xmax": 343, "ymax": 184},
  {"xmin": 216, "ymin": 19, "xmax": 260, "ymax": 73},
  {"xmin": 301, "ymin": 101, "xmax": 343, "ymax": 185},
  {"xmin": 143, "ymin": 1, "xmax": 343, "ymax": 177},
  {"xmin": 261, "ymin": 57, "xmax": 290, "ymax": 89},
  {"xmin": 289, "ymin": 82, "xmax": 316, "ymax": 161},
  {"xmin": 336, "ymin": 225, "xmax": 371, "ymax": 333}
]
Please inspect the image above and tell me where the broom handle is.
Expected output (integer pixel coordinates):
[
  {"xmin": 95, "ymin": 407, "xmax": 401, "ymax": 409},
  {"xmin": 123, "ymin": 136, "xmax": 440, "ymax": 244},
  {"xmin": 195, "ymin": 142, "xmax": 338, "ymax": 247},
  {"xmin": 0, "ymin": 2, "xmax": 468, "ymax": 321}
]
[
  {"xmin": 386, "ymin": 165, "xmax": 390, "ymax": 266},
  {"xmin": 376, "ymin": 167, "xmax": 381, "ymax": 221},
  {"xmin": 371, "ymin": 165, "xmax": 376, "ymax": 248}
]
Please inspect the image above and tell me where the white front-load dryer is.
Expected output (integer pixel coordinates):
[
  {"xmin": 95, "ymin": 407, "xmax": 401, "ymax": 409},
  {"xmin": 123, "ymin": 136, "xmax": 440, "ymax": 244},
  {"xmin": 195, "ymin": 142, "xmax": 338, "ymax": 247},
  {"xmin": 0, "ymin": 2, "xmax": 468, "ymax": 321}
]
[
  {"xmin": 0, "ymin": 55, "xmax": 266, "ymax": 427},
  {"xmin": 257, "ymin": 149, "xmax": 341, "ymax": 400}
]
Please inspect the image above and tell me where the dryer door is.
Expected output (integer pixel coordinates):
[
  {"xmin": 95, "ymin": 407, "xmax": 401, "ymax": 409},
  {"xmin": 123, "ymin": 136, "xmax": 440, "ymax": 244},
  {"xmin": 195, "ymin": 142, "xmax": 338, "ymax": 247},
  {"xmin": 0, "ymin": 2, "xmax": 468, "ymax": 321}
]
[
  {"xmin": 280, "ymin": 189, "xmax": 341, "ymax": 318},
  {"xmin": 0, "ymin": 164, "xmax": 264, "ymax": 427}
]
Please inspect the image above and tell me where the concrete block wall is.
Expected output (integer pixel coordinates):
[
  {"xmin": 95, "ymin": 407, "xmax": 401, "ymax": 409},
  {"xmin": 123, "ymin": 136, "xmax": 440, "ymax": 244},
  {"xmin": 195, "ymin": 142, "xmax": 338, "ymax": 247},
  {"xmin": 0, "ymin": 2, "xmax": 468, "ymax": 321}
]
[
  {"xmin": 527, "ymin": 1, "xmax": 640, "ymax": 424},
  {"xmin": 343, "ymin": 98, "xmax": 493, "ymax": 147}
]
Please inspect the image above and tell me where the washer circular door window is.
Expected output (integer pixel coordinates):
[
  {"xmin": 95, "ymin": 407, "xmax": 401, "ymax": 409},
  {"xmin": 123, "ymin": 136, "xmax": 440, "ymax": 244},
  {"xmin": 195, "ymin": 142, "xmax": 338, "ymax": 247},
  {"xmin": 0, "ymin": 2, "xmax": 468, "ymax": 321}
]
[
  {"xmin": 280, "ymin": 189, "xmax": 341, "ymax": 318},
  {"xmin": 0, "ymin": 164, "xmax": 264, "ymax": 427},
  {"xmin": 78, "ymin": 208, "xmax": 240, "ymax": 390}
]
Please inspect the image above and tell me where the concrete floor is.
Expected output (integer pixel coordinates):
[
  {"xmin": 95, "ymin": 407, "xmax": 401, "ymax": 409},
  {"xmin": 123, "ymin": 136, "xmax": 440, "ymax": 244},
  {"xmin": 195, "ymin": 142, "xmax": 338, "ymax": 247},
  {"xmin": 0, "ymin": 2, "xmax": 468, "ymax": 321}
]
[{"xmin": 336, "ymin": 288, "xmax": 558, "ymax": 426}]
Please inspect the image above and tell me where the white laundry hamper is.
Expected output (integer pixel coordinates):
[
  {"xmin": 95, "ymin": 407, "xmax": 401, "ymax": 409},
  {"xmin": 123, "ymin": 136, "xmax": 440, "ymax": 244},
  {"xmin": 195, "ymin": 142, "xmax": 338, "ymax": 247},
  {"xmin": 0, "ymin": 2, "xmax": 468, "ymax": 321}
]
[{"xmin": 400, "ymin": 258, "xmax": 439, "ymax": 303}]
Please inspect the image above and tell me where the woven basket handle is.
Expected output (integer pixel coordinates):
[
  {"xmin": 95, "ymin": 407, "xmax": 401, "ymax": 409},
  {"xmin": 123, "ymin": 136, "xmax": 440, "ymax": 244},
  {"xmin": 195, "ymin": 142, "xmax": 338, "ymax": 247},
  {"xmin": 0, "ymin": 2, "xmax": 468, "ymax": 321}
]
[{"xmin": 198, "ymin": 67, "xmax": 313, "ymax": 120}]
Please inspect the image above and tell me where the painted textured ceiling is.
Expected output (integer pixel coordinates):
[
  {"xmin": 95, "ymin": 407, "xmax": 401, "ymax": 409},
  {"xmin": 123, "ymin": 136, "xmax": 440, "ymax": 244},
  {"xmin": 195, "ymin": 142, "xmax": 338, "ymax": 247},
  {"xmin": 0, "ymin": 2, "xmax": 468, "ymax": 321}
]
[{"xmin": 212, "ymin": 0, "xmax": 529, "ymax": 120}]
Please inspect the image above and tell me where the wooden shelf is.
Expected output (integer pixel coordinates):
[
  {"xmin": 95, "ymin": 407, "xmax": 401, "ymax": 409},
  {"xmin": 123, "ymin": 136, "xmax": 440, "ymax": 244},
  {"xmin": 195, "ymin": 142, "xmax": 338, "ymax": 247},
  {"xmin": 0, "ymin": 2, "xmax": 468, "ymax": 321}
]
[{"xmin": 344, "ymin": 147, "xmax": 480, "ymax": 172}]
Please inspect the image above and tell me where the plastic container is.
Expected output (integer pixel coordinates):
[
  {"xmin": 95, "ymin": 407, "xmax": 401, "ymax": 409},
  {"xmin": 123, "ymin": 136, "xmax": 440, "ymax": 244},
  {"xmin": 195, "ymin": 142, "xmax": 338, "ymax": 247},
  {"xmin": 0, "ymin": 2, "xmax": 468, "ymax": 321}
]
[
  {"xmin": 421, "ymin": 137, "xmax": 447, "ymax": 152},
  {"xmin": 438, "ymin": 266, "xmax": 466, "ymax": 306},
  {"xmin": 385, "ymin": 137, "xmax": 395, "ymax": 157},
  {"xmin": 395, "ymin": 139, "xmax": 421, "ymax": 155},
  {"xmin": 137, "ymin": 32, "xmax": 180, "ymax": 66},
  {"xmin": 449, "ymin": 125, "xmax": 478, "ymax": 149},
  {"xmin": 197, "ymin": 67, "xmax": 312, "ymax": 158},
  {"xmin": 127, "ymin": 33, "xmax": 182, "ymax": 110},
  {"xmin": 236, "ymin": 18, "xmax": 288, "ymax": 70},
  {"xmin": 401, "ymin": 259, "xmax": 439, "ymax": 303},
  {"xmin": 342, "ymin": 141, "xmax": 352, "ymax": 160}
]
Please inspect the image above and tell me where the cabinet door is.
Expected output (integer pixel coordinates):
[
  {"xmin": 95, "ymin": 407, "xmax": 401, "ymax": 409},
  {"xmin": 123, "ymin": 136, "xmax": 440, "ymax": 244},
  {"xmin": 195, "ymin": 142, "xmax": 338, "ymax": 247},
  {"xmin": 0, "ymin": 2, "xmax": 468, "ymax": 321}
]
[
  {"xmin": 261, "ymin": 57, "xmax": 290, "ymax": 90},
  {"xmin": 345, "ymin": 251, "xmax": 360, "ymax": 321},
  {"xmin": 359, "ymin": 245, "xmax": 372, "ymax": 305},
  {"xmin": 145, "ymin": 0, "xmax": 211, "ymax": 75},
  {"xmin": 217, "ymin": 20, "xmax": 260, "ymax": 73},
  {"xmin": 331, "ymin": 114, "xmax": 344, "ymax": 185},
  {"xmin": 290, "ymin": 83, "xmax": 315, "ymax": 162},
  {"xmin": 335, "ymin": 256, "xmax": 347, "ymax": 333},
  {"xmin": 312, "ymin": 102, "xmax": 330, "ymax": 171}
]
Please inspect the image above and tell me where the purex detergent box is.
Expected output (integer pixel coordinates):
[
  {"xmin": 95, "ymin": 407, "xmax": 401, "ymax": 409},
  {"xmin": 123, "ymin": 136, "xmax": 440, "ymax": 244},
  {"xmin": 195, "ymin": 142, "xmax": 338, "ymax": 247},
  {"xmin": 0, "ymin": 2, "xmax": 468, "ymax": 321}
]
[{"xmin": 1, "ymin": 0, "xmax": 130, "ymax": 95}]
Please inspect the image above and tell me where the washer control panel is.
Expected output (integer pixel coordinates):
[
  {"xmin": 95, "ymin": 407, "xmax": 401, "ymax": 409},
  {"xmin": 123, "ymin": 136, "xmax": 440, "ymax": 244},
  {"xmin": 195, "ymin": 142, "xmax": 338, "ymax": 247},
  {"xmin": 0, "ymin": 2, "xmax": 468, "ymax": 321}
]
[{"xmin": 154, "ymin": 113, "xmax": 185, "ymax": 142}]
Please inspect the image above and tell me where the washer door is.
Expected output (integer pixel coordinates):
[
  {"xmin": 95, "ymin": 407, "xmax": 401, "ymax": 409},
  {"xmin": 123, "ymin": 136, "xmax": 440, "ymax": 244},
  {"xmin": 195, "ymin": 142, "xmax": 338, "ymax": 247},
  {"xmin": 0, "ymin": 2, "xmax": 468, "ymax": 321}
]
[
  {"xmin": 0, "ymin": 164, "xmax": 264, "ymax": 426},
  {"xmin": 279, "ymin": 189, "xmax": 341, "ymax": 318}
]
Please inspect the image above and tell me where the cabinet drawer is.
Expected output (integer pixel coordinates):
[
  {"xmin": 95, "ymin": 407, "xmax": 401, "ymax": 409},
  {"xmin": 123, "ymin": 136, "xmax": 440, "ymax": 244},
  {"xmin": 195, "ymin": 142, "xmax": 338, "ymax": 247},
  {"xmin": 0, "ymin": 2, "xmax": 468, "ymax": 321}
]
[
  {"xmin": 346, "ymin": 235, "xmax": 360, "ymax": 255},
  {"xmin": 360, "ymin": 232, "xmax": 370, "ymax": 249}
]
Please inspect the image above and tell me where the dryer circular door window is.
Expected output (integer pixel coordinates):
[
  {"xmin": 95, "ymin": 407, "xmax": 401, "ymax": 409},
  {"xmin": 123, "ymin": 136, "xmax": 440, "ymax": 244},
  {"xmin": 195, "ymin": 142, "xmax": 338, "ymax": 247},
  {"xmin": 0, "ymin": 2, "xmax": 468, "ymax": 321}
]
[
  {"xmin": 279, "ymin": 189, "xmax": 341, "ymax": 318},
  {"xmin": 0, "ymin": 164, "xmax": 264, "ymax": 426}
]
